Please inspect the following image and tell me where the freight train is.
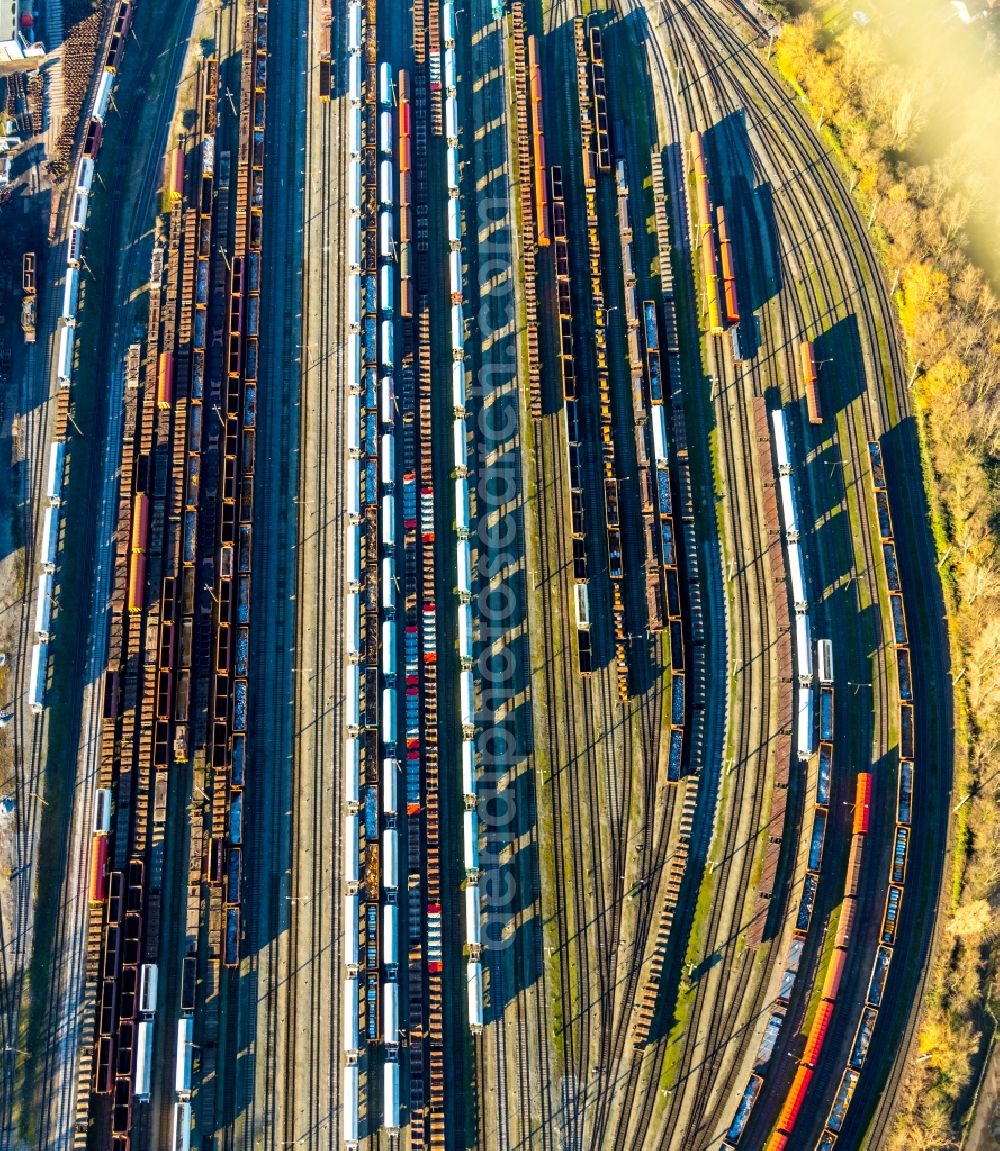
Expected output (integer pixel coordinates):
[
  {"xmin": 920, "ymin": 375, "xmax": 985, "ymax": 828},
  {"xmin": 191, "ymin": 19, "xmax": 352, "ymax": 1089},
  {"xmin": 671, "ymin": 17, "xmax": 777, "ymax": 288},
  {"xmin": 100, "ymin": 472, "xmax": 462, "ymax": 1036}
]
[
  {"xmin": 30, "ymin": 0, "xmax": 135, "ymax": 716},
  {"xmin": 689, "ymin": 130, "xmax": 722, "ymax": 334},
  {"xmin": 763, "ymin": 774, "xmax": 870, "ymax": 1151},
  {"xmin": 688, "ymin": 130, "xmax": 753, "ymax": 348},
  {"xmin": 771, "ymin": 407, "xmax": 815, "ymax": 760},
  {"xmin": 724, "ymin": 400, "xmax": 872, "ymax": 1148},
  {"xmin": 548, "ymin": 165, "xmax": 593, "ymax": 673},
  {"xmin": 573, "ymin": 17, "xmax": 628, "ymax": 697},
  {"xmin": 810, "ymin": 442, "xmax": 915, "ymax": 1145},
  {"xmin": 439, "ymin": 0, "xmax": 485, "ymax": 1038},
  {"xmin": 83, "ymin": 14, "xmax": 260, "ymax": 1146},
  {"xmin": 341, "ymin": 3, "xmax": 393, "ymax": 1141}
]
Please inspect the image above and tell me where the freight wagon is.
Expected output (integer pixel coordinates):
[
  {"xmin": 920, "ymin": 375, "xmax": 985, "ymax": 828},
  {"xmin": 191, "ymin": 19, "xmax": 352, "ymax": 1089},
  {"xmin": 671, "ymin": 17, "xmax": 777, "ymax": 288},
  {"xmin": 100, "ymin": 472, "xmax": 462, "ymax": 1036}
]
[
  {"xmin": 29, "ymin": 642, "xmax": 47, "ymax": 712},
  {"xmin": 800, "ymin": 340, "xmax": 822, "ymax": 424},
  {"xmin": 56, "ymin": 325, "xmax": 74, "ymax": 387},
  {"xmin": 716, "ymin": 204, "xmax": 739, "ymax": 325}
]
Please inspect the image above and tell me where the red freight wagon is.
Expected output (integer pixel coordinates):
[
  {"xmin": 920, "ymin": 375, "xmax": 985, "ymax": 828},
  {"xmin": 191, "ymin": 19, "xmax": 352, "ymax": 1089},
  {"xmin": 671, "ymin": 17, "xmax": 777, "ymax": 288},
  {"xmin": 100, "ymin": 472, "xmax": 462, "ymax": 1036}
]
[
  {"xmin": 528, "ymin": 36, "xmax": 550, "ymax": 247},
  {"xmin": 83, "ymin": 119, "xmax": 104, "ymax": 159},
  {"xmin": 772, "ymin": 1065, "xmax": 813, "ymax": 1146},
  {"xmin": 95, "ymin": 1034, "xmax": 115, "ymax": 1094},
  {"xmin": 803, "ymin": 1000, "xmax": 833, "ymax": 1067},
  {"xmin": 131, "ymin": 492, "xmax": 149, "ymax": 553},
  {"xmin": 117, "ymin": 1, "xmax": 133, "ymax": 37},
  {"xmin": 106, "ymin": 33, "xmax": 124, "ymax": 72},
  {"xmin": 853, "ymin": 772, "xmax": 872, "ymax": 836},
  {"xmin": 90, "ymin": 833, "xmax": 109, "ymax": 904},
  {"xmin": 530, "ymin": 63, "xmax": 543, "ymax": 104}
]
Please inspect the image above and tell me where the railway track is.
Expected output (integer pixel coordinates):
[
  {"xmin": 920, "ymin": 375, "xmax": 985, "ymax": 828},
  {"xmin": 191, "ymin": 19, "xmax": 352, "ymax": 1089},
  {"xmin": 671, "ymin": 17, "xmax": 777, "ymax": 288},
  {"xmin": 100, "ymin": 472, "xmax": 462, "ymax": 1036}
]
[
  {"xmin": 457, "ymin": 3, "xmax": 557, "ymax": 1145},
  {"xmin": 672, "ymin": 3, "xmax": 898, "ymax": 1141},
  {"xmin": 0, "ymin": 326, "xmax": 45, "ymax": 1097},
  {"xmin": 643, "ymin": 2, "xmax": 947, "ymax": 1147},
  {"xmin": 675, "ymin": 10, "xmax": 942, "ymax": 1147},
  {"xmin": 522, "ymin": 6, "xmax": 683, "ymax": 1151},
  {"xmin": 618, "ymin": 16, "xmax": 777, "ymax": 1149},
  {"xmin": 277, "ymin": 0, "xmax": 348, "ymax": 1137},
  {"xmin": 235, "ymin": 0, "xmax": 313, "ymax": 1145},
  {"xmin": 531, "ymin": 9, "xmax": 620, "ymax": 1150},
  {"xmin": 23, "ymin": 5, "xmax": 201, "ymax": 1146},
  {"xmin": 660, "ymin": 5, "xmax": 887, "ymax": 1145},
  {"xmin": 12, "ymin": 0, "xmax": 947, "ymax": 1147}
]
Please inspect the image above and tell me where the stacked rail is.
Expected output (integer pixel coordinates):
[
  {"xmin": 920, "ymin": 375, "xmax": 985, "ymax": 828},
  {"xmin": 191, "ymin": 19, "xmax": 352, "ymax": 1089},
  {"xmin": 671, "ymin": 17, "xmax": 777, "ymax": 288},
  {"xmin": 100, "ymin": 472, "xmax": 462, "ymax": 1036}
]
[
  {"xmin": 344, "ymin": 0, "xmax": 364, "ymax": 1128},
  {"xmin": 417, "ymin": 300, "xmax": 447, "ymax": 1148},
  {"xmin": 87, "ymin": 145, "xmax": 170, "ymax": 1151},
  {"xmin": 653, "ymin": 155, "xmax": 699, "ymax": 789},
  {"xmin": 728, "ymin": 412, "xmax": 872, "ymax": 1148},
  {"xmin": 404, "ymin": 3, "xmax": 445, "ymax": 1142},
  {"xmin": 204, "ymin": 0, "xmax": 268, "ymax": 985},
  {"xmin": 724, "ymin": 642, "xmax": 840, "ymax": 1146},
  {"xmin": 808, "ymin": 441, "xmax": 914, "ymax": 1148},
  {"xmin": 347, "ymin": 28, "xmax": 412, "ymax": 1137}
]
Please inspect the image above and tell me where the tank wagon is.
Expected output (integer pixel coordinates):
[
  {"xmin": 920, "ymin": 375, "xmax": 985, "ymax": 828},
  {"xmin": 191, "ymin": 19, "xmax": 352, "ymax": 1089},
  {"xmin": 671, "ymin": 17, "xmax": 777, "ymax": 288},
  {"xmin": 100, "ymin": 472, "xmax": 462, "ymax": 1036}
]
[
  {"xmin": 688, "ymin": 131, "xmax": 723, "ymax": 333},
  {"xmin": 527, "ymin": 36, "xmax": 550, "ymax": 246}
]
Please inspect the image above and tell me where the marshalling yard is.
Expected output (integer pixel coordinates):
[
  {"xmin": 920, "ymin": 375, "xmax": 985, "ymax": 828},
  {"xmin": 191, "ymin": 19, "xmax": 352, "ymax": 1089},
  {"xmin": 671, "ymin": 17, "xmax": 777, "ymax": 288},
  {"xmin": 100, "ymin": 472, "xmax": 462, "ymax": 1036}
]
[{"xmin": 0, "ymin": 0, "xmax": 954, "ymax": 1149}]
